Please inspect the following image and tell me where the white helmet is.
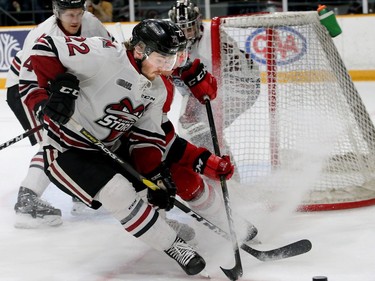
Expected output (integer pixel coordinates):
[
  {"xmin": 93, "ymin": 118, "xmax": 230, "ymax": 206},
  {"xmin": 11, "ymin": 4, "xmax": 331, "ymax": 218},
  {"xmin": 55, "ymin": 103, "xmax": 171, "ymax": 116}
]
[{"xmin": 168, "ymin": 0, "xmax": 202, "ymax": 44}]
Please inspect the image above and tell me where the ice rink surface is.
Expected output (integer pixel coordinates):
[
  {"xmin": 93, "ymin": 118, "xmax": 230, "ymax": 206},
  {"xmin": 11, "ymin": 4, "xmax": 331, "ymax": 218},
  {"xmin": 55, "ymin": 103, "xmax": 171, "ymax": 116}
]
[{"xmin": 1, "ymin": 83, "xmax": 375, "ymax": 281}]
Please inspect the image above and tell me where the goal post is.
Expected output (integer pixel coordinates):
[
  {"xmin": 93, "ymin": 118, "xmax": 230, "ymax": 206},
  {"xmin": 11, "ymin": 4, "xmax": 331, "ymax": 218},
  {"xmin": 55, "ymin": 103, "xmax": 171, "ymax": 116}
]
[{"xmin": 211, "ymin": 11, "xmax": 375, "ymax": 211}]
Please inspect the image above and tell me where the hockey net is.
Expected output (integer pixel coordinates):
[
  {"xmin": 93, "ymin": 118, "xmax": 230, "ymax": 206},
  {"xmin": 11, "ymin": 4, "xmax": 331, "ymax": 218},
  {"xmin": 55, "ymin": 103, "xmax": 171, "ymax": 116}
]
[{"xmin": 211, "ymin": 11, "xmax": 375, "ymax": 211}]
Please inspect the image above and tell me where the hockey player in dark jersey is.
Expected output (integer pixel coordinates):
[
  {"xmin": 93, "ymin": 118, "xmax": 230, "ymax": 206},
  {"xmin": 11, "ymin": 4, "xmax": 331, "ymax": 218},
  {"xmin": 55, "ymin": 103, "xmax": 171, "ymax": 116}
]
[
  {"xmin": 6, "ymin": 0, "xmax": 114, "ymax": 228},
  {"xmin": 29, "ymin": 19, "xmax": 234, "ymax": 276}
]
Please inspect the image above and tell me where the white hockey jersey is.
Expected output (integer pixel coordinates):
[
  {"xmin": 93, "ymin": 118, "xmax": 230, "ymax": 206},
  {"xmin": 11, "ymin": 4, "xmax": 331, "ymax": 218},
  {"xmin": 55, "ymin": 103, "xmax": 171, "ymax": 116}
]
[
  {"xmin": 13, "ymin": 12, "xmax": 113, "ymax": 142},
  {"xmin": 31, "ymin": 36, "xmax": 168, "ymax": 155}
]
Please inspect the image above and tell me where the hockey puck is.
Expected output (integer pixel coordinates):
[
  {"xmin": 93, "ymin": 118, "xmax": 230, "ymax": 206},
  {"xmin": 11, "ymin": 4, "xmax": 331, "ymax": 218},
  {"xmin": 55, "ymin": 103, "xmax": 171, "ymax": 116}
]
[{"xmin": 312, "ymin": 276, "xmax": 328, "ymax": 281}]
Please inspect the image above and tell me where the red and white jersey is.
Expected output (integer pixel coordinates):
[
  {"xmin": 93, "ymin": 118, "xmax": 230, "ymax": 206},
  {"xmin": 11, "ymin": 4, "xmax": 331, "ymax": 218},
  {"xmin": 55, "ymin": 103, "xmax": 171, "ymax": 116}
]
[
  {"xmin": 17, "ymin": 12, "xmax": 113, "ymax": 88},
  {"xmin": 5, "ymin": 50, "xmax": 22, "ymax": 88},
  {"xmin": 31, "ymin": 36, "xmax": 168, "ymax": 155},
  {"xmin": 14, "ymin": 12, "xmax": 113, "ymax": 142}
]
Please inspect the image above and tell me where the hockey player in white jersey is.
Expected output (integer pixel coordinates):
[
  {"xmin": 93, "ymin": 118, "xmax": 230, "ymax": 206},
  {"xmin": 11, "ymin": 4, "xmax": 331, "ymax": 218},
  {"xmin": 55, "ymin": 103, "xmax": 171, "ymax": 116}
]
[
  {"xmin": 6, "ymin": 0, "xmax": 114, "ymax": 228},
  {"xmin": 128, "ymin": 22, "xmax": 258, "ymax": 245},
  {"xmin": 28, "ymin": 19, "xmax": 236, "ymax": 276},
  {"xmin": 168, "ymin": 0, "xmax": 261, "ymax": 151}
]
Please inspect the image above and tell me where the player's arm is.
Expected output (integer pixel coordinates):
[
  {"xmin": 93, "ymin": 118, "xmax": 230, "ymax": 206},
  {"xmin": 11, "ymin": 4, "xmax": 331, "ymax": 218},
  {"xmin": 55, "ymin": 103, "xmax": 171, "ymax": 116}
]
[
  {"xmin": 177, "ymin": 58, "xmax": 218, "ymax": 103},
  {"xmin": 26, "ymin": 36, "xmax": 67, "ymax": 122},
  {"xmin": 165, "ymin": 134, "xmax": 234, "ymax": 181},
  {"xmin": 30, "ymin": 36, "xmax": 82, "ymax": 125}
]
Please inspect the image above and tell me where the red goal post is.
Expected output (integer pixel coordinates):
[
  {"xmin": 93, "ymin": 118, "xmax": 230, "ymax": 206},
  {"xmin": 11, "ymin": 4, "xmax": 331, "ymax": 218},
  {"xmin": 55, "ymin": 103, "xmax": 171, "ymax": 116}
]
[{"xmin": 211, "ymin": 12, "xmax": 375, "ymax": 211}]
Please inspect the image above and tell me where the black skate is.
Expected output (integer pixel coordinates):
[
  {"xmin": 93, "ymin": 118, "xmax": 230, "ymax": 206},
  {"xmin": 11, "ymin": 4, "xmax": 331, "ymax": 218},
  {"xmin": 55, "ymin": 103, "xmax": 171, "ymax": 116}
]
[
  {"xmin": 14, "ymin": 187, "xmax": 62, "ymax": 228},
  {"xmin": 165, "ymin": 237, "xmax": 206, "ymax": 275}
]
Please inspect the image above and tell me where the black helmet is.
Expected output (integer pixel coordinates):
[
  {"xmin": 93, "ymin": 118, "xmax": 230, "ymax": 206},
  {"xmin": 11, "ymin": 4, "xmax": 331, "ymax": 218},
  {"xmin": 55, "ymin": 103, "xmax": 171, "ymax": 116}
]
[
  {"xmin": 53, "ymin": 0, "xmax": 85, "ymax": 17},
  {"xmin": 165, "ymin": 20, "xmax": 187, "ymax": 52},
  {"xmin": 53, "ymin": 0, "xmax": 85, "ymax": 9},
  {"xmin": 130, "ymin": 19, "xmax": 180, "ymax": 56},
  {"xmin": 168, "ymin": 0, "xmax": 202, "ymax": 41}
]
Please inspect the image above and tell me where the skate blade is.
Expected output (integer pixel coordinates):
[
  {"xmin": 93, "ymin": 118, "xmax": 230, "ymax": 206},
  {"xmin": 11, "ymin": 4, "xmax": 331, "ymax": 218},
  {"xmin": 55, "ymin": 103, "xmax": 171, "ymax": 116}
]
[{"xmin": 14, "ymin": 214, "xmax": 63, "ymax": 229}]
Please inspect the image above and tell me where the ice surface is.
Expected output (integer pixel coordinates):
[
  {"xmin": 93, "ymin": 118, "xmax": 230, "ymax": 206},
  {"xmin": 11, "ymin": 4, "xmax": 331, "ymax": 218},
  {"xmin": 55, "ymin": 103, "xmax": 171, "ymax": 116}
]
[{"xmin": 0, "ymin": 83, "xmax": 375, "ymax": 281}]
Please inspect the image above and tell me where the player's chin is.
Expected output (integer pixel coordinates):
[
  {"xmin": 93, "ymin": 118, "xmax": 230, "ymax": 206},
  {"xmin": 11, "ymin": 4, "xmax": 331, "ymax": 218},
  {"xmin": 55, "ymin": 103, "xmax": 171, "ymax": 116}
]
[
  {"xmin": 68, "ymin": 26, "xmax": 80, "ymax": 34},
  {"xmin": 149, "ymin": 72, "xmax": 161, "ymax": 80}
]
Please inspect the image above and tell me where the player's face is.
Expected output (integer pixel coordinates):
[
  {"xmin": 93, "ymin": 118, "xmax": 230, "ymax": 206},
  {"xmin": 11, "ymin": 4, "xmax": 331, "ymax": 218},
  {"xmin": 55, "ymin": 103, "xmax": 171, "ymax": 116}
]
[
  {"xmin": 142, "ymin": 53, "xmax": 170, "ymax": 81},
  {"xmin": 161, "ymin": 49, "xmax": 189, "ymax": 76},
  {"xmin": 59, "ymin": 8, "xmax": 84, "ymax": 35},
  {"xmin": 147, "ymin": 52, "xmax": 177, "ymax": 71},
  {"xmin": 141, "ymin": 51, "xmax": 177, "ymax": 80},
  {"xmin": 141, "ymin": 58, "xmax": 162, "ymax": 80},
  {"xmin": 178, "ymin": 20, "xmax": 198, "ymax": 40}
]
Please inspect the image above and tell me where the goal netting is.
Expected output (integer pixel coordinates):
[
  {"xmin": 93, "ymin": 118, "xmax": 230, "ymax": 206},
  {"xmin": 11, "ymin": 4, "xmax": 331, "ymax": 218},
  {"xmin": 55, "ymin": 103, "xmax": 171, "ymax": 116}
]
[{"xmin": 211, "ymin": 11, "xmax": 375, "ymax": 211}]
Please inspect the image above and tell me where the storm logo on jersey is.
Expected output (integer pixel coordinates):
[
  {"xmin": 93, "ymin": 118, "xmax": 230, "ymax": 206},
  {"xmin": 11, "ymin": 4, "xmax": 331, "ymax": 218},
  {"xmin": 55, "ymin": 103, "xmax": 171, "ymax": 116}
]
[{"xmin": 96, "ymin": 97, "xmax": 145, "ymax": 142}]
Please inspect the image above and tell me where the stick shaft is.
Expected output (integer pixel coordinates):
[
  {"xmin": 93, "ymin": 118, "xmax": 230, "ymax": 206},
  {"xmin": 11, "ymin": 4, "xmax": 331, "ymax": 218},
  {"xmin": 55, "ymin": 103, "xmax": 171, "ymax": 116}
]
[
  {"xmin": 0, "ymin": 124, "xmax": 43, "ymax": 151},
  {"xmin": 204, "ymin": 99, "xmax": 243, "ymax": 279}
]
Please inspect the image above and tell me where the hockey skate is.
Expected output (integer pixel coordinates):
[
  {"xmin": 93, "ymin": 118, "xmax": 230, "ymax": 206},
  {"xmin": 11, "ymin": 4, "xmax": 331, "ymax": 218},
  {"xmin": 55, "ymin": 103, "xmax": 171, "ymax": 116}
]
[
  {"xmin": 14, "ymin": 187, "xmax": 62, "ymax": 228},
  {"xmin": 165, "ymin": 218, "xmax": 196, "ymax": 244},
  {"xmin": 165, "ymin": 237, "xmax": 206, "ymax": 275}
]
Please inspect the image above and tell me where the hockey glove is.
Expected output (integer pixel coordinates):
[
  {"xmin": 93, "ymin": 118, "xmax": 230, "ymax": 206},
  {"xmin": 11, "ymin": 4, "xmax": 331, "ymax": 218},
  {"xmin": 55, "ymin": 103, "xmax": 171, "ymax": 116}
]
[
  {"xmin": 33, "ymin": 100, "xmax": 47, "ymax": 124},
  {"xmin": 146, "ymin": 163, "xmax": 177, "ymax": 211},
  {"xmin": 44, "ymin": 73, "xmax": 80, "ymax": 125},
  {"xmin": 193, "ymin": 151, "xmax": 234, "ymax": 180},
  {"xmin": 180, "ymin": 59, "xmax": 217, "ymax": 104}
]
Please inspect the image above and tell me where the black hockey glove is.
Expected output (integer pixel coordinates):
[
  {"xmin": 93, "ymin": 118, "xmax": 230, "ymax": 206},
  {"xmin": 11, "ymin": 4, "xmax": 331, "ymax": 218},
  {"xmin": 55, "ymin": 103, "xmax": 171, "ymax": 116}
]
[
  {"xmin": 146, "ymin": 163, "xmax": 177, "ymax": 211},
  {"xmin": 44, "ymin": 73, "xmax": 80, "ymax": 125}
]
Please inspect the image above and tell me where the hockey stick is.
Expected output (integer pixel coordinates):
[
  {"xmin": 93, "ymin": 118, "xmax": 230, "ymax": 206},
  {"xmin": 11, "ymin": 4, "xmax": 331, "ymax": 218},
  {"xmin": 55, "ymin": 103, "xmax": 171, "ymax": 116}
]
[
  {"xmin": 67, "ymin": 118, "xmax": 312, "ymax": 262},
  {"xmin": 204, "ymin": 98, "xmax": 242, "ymax": 281},
  {"xmin": 0, "ymin": 124, "xmax": 43, "ymax": 151},
  {"xmin": 174, "ymin": 200, "xmax": 312, "ymax": 261},
  {"xmin": 67, "ymin": 118, "xmax": 160, "ymax": 192}
]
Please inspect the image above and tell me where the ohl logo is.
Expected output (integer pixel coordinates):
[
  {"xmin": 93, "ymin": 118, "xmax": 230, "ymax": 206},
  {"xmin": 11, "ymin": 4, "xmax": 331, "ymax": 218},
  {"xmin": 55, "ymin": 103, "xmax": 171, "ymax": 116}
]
[{"xmin": 245, "ymin": 27, "xmax": 307, "ymax": 66}]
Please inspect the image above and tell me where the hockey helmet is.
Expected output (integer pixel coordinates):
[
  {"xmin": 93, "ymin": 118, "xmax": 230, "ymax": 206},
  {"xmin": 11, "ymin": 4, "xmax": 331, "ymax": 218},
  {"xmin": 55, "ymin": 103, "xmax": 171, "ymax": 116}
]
[
  {"xmin": 165, "ymin": 20, "xmax": 187, "ymax": 52},
  {"xmin": 164, "ymin": 20, "xmax": 189, "ymax": 68},
  {"xmin": 168, "ymin": 0, "xmax": 202, "ymax": 42},
  {"xmin": 130, "ymin": 19, "xmax": 181, "ymax": 57},
  {"xmin": 53, "ymin": 0, "xmax": 85, "ymax": 17}
]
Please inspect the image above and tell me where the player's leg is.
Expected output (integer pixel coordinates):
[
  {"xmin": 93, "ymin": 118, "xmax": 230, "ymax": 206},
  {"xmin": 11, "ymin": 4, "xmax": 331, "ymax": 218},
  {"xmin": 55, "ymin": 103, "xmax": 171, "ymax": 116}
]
[
  {"xmin": 7, "ymin": 86, "xmax": 61, "ymax": 228},
  {"xmin": 14, "ymin": 145, "xmax": 62, "ymax": 228},
  {"xmin": 171, "ymin": 164, "xmax": 258, "ymax": 243},
  {"xmin": 44, "ymin": 147, "xmax": 206, "ymax": 276}
]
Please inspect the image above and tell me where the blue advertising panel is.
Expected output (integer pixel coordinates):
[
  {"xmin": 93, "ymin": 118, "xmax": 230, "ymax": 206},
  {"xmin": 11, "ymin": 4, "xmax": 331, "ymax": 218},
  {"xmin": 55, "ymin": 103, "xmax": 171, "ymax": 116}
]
[{"xmin": 0, "ymin": 30, "xmax": 29, "ymax": 73}]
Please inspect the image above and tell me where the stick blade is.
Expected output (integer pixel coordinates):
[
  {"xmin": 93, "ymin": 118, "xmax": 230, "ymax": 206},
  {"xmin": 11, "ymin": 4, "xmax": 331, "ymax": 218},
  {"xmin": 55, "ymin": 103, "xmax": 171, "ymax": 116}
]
[
  {"xmin": 220, "ymin": 263, "xmax": 243, "ymax": 281},
  {"xmin": 241, "ymin": 239, "xmax": 312, "ymax": 261}
]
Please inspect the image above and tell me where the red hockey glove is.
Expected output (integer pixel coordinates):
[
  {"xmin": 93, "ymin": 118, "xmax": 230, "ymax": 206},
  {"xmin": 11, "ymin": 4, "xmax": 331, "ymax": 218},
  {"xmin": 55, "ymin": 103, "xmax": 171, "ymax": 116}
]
[
  {"xmin": 193, "ymin": 151, "xmax": 234, "ymax": 180},
  {"xmin": 180, "ymin": 59, "xmax": 218, "ymax": 104}
]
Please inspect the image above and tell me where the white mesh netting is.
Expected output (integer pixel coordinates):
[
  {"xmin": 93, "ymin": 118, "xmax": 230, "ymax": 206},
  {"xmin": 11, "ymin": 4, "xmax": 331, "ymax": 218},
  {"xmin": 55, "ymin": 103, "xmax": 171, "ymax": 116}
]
[{"xmin": 213, "ymin": 12, "xmax": 375, "ymax": 210}]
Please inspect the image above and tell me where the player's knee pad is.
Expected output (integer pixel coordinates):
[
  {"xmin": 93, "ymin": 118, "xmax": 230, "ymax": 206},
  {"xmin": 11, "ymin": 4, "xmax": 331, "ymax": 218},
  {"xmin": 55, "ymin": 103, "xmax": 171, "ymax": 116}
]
[
  {"xmin": 95, "ymin": 174, "xmax": 144, "ymax": 221},
  {"xmin": 170, "ymin": 164, "xmax": 204, "ymax": 201},
  {"xmin": 96, "ymin": 174, "xmax": 176, "ymax": 251},
  {"xmin": 188, "ymin": 181, "xmax": 222, "ymax": 214}
]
